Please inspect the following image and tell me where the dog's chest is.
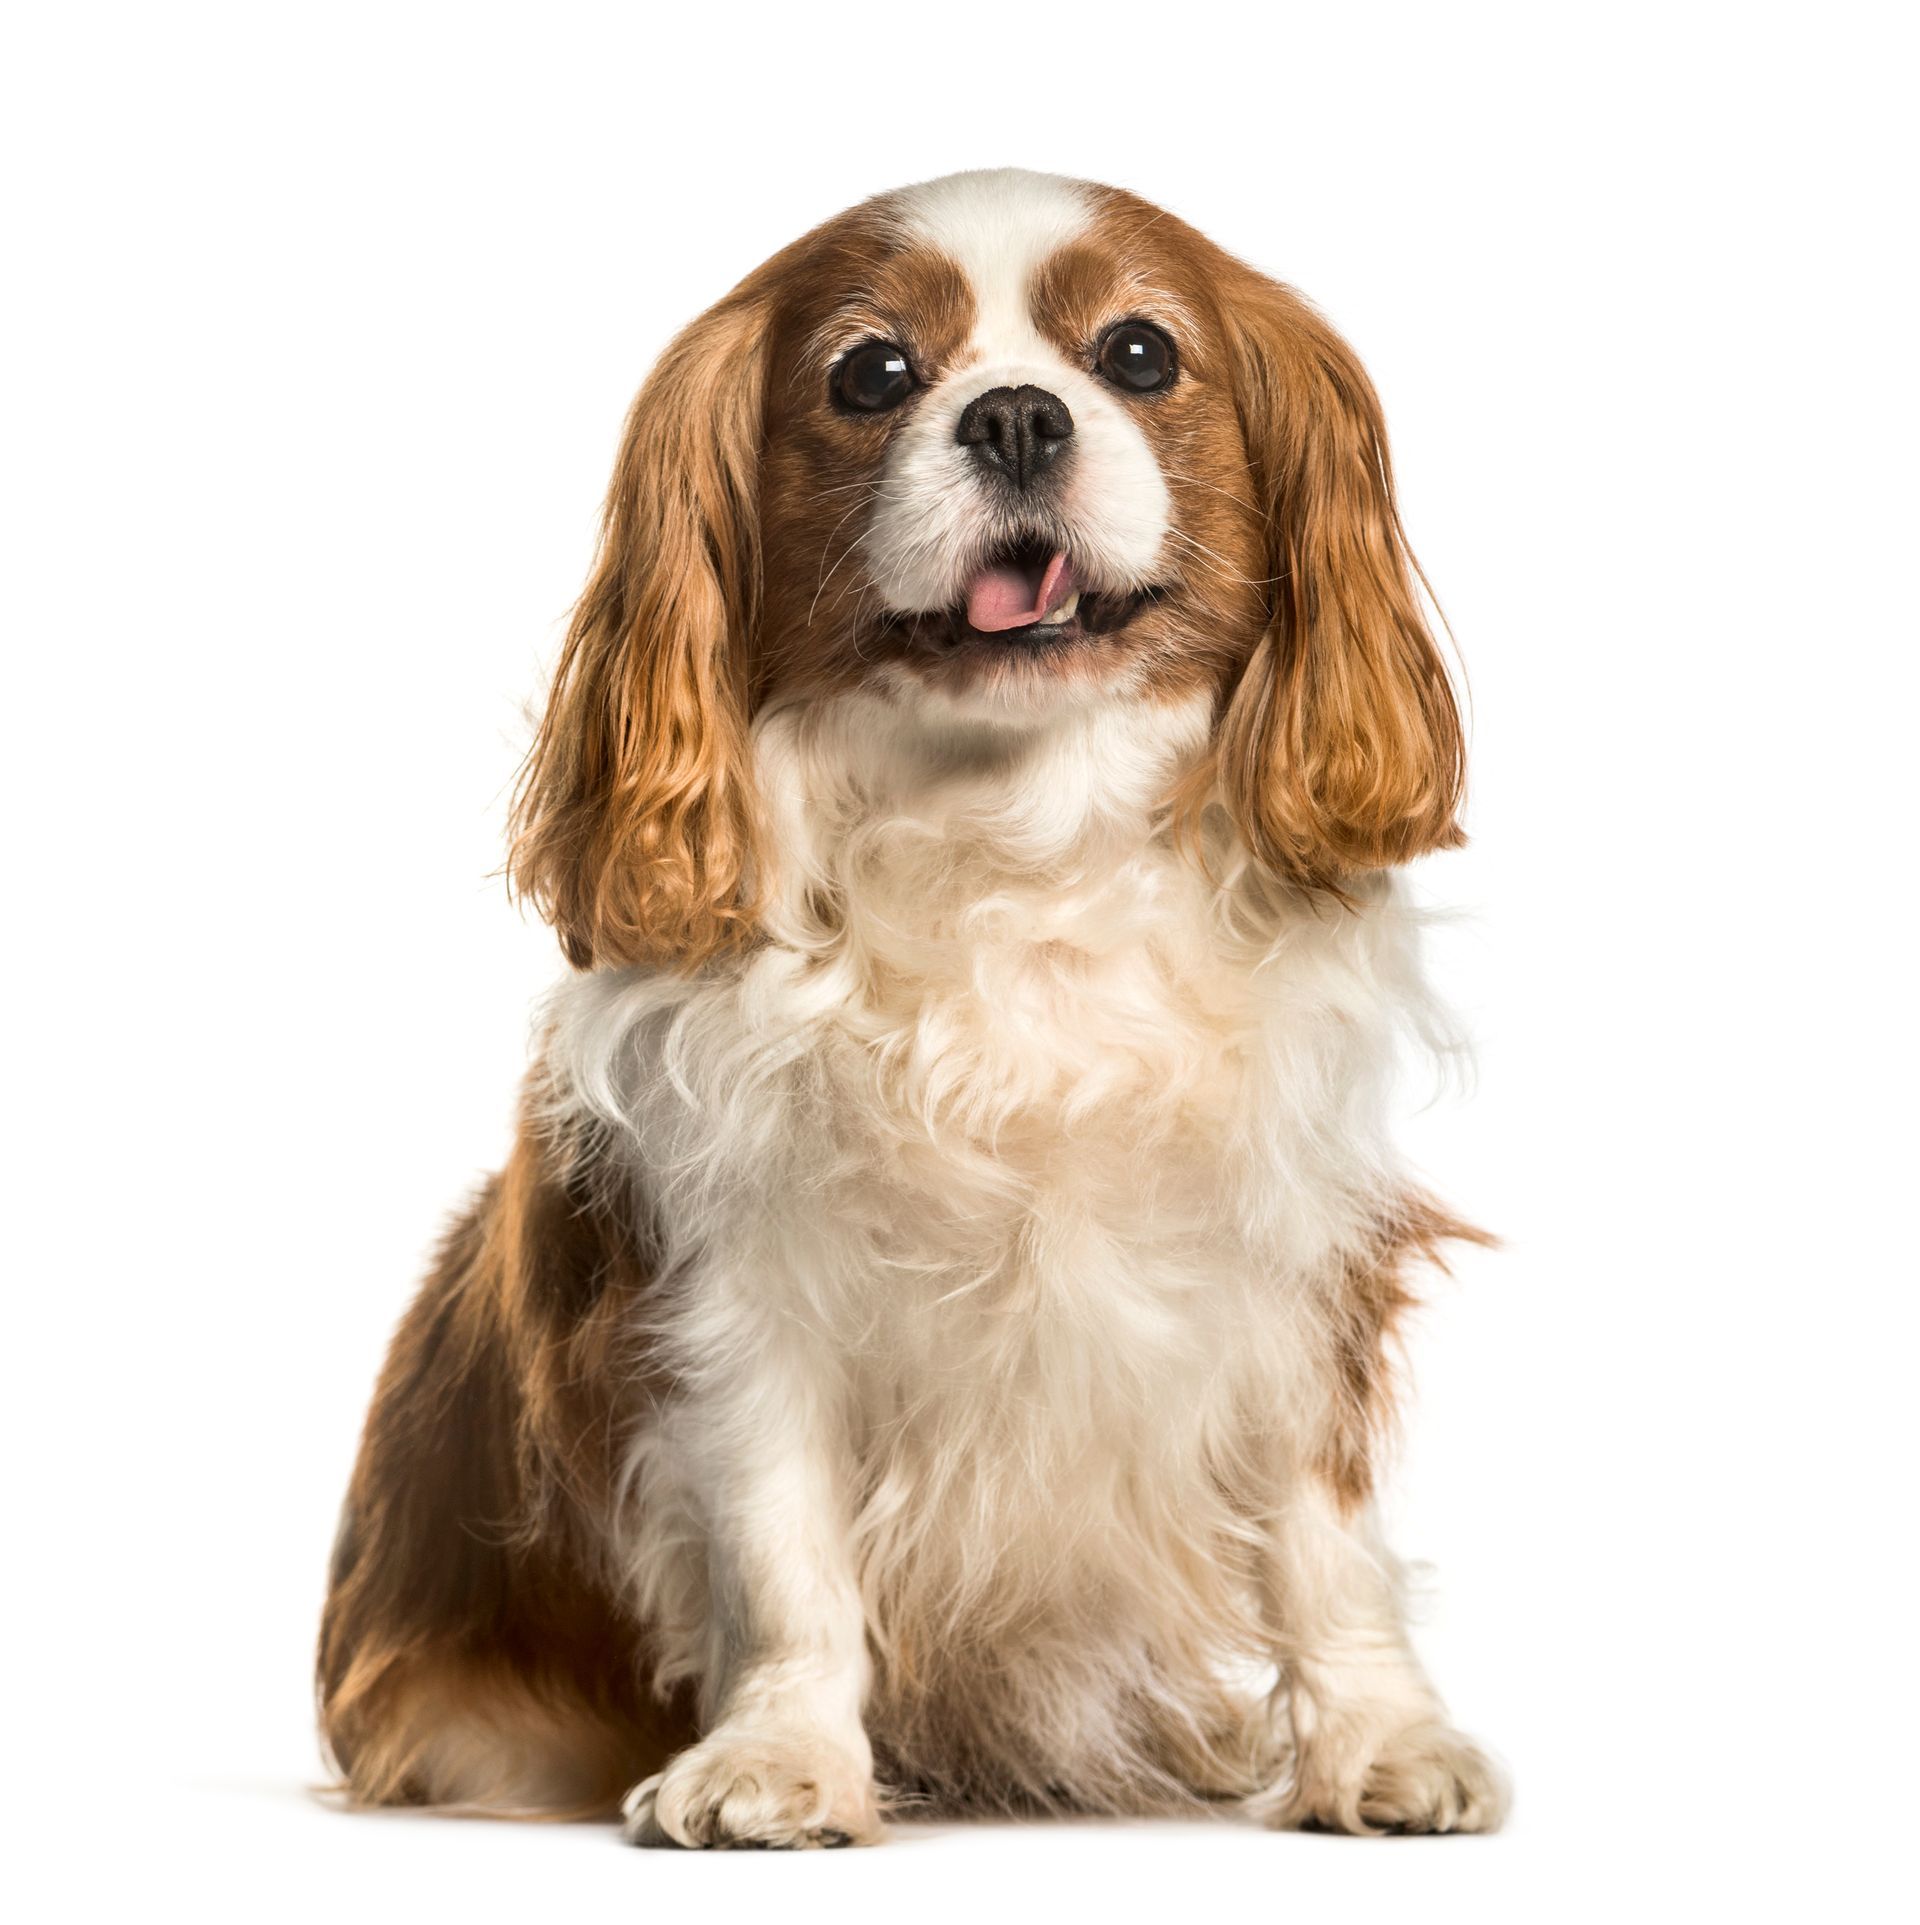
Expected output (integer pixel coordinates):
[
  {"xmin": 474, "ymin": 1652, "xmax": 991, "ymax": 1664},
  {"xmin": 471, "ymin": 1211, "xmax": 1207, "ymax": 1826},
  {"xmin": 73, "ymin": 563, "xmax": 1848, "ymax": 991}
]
[
  {"xmin": 555, "ymin": 826, "xmax": 1402, "ymax": 1422},
  {"xmin": 758, "ymin": 868, "xmax": 1371, "ymax": 1700},
  {"xmin": 818, "ymin": 861, "xmax": 1253, "ymax": 1216},
  {"xmin": 775, "ymin": 866, "xmax": 1294, "ymax": 1420}
]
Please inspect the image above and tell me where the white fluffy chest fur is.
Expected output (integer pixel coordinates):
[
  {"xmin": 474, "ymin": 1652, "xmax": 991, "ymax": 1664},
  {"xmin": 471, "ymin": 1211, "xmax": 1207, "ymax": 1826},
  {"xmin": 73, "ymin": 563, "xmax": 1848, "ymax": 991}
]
[{"xmin": 543, "ymin": 690, "xmax": 1438, "ymax": 1800}]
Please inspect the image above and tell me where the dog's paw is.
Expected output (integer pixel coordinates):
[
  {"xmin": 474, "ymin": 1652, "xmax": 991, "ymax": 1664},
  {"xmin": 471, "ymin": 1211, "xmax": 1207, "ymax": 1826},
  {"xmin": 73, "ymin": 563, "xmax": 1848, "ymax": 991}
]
[
  {"xmin": 621, "ymin": 1733, "xmax": 884, "ymax": 1850},
  {"xmin": 1280, "ymin": 1719, "xmax": 1508, "ymax": 1835}
]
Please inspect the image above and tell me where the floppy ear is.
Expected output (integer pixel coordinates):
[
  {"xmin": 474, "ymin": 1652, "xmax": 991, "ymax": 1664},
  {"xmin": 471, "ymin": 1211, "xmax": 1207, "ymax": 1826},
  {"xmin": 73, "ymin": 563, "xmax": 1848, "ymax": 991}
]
[
  {"xmin": 1213, "ymin": 275, "xmax": 1465, "ymax": 893},
  {"xmin": 510, "ymin": 291, "xmax": 768, "ymax": 970}
]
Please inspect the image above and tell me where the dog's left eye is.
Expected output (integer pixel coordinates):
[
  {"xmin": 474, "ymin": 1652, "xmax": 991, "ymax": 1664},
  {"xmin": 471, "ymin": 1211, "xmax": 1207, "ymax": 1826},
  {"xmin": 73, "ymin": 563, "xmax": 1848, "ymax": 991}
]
[
  {"xmin": 1096, "ymin": 321, "xmax": 1177, "ymax": 394},
  {"xmin": 835, "ymin": 341, "xmax": 916, "ymax": 413}
]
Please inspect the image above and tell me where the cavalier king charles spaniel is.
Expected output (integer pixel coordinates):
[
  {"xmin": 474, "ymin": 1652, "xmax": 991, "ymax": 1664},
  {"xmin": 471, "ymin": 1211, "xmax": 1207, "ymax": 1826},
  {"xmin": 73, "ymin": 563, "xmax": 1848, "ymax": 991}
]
[{"xmin": 319, "ymin": 168, "xmax": 1507, "ymax": 1845}]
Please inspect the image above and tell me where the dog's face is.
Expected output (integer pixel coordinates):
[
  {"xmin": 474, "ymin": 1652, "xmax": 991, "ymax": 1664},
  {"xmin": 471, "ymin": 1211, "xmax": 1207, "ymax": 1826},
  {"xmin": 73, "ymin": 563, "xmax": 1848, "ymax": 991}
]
[
  {"xmin": 752, "ymin": 172, "xmax": 1265, "ymax": 718},
  {"xmin": 512, "ymin": 171, "xmax": 1465, "ymax": 969}
]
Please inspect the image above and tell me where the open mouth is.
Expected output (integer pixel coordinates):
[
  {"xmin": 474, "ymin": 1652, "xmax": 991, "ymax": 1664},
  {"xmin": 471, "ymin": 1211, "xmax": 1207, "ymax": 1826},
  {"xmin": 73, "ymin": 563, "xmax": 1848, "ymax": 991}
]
[
  {"xmin": 896, "ymin": 535, "xmax": 1161, "ymax": 652},
  {"xmin": 965, "ymin": 537, "xmax": 1082, "ymax": 634}
]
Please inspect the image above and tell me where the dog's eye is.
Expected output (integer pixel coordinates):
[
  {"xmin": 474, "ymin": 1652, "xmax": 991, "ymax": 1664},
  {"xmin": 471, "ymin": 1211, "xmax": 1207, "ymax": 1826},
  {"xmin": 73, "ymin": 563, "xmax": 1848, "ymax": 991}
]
[
  {"xmin": 1096, "ymin": 321, "xmax": 1177, "ymax": 394},
  {"xmin": 835, "ymin": 341, "xmax": 916, "ymax": 413}
]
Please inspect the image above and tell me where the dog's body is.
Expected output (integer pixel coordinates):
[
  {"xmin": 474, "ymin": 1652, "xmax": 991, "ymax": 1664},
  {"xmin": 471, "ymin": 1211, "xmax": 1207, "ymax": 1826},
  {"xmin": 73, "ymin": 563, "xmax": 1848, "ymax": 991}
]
[{"xmin": 319, "ymin": 170, "xmax": 1506, "ymax": 1843}]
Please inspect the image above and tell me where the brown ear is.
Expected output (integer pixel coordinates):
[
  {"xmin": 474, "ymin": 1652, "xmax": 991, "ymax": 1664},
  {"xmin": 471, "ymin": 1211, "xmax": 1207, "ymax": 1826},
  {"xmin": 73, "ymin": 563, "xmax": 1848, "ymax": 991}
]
[
  {"xmin": 509, "ymin": 291, "xmax": 768, "ymax": 970},
  {"xmin": 1213, "ymin": 274, "xmax": 1465, "ymax": 893}
]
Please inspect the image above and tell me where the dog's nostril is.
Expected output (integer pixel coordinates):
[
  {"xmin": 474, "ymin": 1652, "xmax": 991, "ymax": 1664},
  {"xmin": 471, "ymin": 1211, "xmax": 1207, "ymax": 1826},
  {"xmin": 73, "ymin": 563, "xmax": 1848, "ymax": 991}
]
[
  {"xmin": 1029, "ymin": 394, "xmax": 1073, "ymax": 443},
  {"xmin": 955, "ymin": 385, "xmax": 1075, "ymax": 489}
]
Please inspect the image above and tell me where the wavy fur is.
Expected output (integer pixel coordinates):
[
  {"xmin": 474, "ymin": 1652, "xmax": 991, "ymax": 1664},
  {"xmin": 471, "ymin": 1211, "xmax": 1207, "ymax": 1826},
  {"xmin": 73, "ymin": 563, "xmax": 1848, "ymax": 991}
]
[{"xmin": 320, "ymin": 169, "xmax": 1506, "ymax": 1845}]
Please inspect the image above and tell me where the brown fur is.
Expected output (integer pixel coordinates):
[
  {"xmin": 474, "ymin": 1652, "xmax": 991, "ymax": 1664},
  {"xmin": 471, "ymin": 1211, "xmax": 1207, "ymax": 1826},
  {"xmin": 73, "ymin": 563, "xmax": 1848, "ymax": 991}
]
[
  {"xmin": 756, "ymin": 232, "xmax": 978, "ymax": 701},
  {"xmin": 329, "ymin": 177, "xmax": 1482, "ymax": 1821},
  {"xmin": 507, "ymin": 208, "xmax": 979, "ymax": 972},
  {"xmin": 1009, "ymin": 185, "xmax": 1470, "ymax": 888},
  {"xmin": 317, "ymin": 1092, "xmax": 693, "ymax": 1811},
  {"xmin": 1316, "ymin": 1194, "xmax": 1495, "ymax": 1510},
  {"xmin": 1200, "ymin": 248, "xmax": 1467, "ymax": 892},
  {"xmin": 319, "ymin": 1141, "xmax": 1470, "ymax": 1811},
  {"xmin": 507, "ymin": 286, "xmax": 775, "ymax": 973},
  {"xmin": 1028, "ymin": 216, "xmax": 1270, "ymax": 704},
  {"xmin": 510, "ymin": 181, "xmax": 1465, "ymax": 975}
]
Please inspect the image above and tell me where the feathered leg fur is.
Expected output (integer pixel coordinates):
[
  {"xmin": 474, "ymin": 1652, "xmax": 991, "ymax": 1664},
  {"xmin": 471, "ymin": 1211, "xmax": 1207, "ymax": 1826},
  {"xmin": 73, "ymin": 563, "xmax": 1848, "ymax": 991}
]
[{"xmin": 316, "ymin": 1096, "xmax": 692, "ymax": 1814}]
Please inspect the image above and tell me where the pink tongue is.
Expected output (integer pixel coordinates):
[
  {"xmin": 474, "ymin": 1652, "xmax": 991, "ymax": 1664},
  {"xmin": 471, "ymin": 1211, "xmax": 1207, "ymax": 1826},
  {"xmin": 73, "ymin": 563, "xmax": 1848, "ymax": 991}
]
[{"xmin": 965, "ymin": 551, "xmax": 1076, "ymax": 632}]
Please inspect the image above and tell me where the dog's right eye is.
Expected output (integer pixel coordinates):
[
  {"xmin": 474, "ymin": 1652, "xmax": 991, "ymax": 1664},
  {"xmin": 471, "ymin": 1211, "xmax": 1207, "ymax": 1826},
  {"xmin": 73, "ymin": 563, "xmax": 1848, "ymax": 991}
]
[{"xmin": 835, "ymin": 341, "xmax": 916, "ymax": 413}]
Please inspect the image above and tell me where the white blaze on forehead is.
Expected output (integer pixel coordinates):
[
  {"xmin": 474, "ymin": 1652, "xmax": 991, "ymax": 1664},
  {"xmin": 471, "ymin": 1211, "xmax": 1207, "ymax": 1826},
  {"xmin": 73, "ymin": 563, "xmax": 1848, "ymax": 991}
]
[
  {"xmin": 890, "ymin": 169, "xmax": 1094, "ymax": 362},
  {"xmin": 866, "ymin": 170, "xmax": 1172, "ymax": 622}
]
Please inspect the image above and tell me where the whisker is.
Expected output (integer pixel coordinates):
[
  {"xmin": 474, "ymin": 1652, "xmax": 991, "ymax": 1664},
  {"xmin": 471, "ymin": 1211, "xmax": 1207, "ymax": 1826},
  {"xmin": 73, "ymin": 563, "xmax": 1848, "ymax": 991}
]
[
  {"xmin": 1162, "ymin": 525, "xmax": 1280, "ymax": 590},
  {"xmin": 1158, "ymin": 468, "xmax": 1263, "ymax": 517},
  {"xmin": 809, "ymin": 499, "xmax": 876, "ymax": 625},
  {"xmin": 806, "ymin": 479, "xmax": 886, "ymax": 501}
]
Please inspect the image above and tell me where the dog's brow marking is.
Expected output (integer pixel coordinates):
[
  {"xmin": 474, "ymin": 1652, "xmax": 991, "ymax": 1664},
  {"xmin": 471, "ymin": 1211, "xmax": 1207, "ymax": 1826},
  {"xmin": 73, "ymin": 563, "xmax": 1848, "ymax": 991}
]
[{"xmin": 890, "ymin": 169, "xmax": 1094, "ymax": 361}]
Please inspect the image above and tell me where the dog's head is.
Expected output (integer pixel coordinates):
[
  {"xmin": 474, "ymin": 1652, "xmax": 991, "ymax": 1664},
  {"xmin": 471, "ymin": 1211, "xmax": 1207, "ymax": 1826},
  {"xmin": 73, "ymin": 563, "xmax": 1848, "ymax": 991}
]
[{"xmin": 512, "ymin": 170, "xmax": 1465, "ymax": 969}]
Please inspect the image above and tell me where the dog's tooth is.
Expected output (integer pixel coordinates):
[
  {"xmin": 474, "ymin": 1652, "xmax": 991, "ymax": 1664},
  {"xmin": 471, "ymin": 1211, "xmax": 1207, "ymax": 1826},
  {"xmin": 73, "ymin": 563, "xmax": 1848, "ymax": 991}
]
[{"xmin": 1038, "ymin": 591, "xmax": 1080, "ymax": 628}]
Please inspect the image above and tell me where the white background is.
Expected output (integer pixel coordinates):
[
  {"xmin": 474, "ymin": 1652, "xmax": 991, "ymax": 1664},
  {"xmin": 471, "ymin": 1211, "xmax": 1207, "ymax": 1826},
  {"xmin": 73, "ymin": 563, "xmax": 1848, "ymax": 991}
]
[{"xmin": 6, "ymin": 3, "xmax": 1914, "ymax": 1918}]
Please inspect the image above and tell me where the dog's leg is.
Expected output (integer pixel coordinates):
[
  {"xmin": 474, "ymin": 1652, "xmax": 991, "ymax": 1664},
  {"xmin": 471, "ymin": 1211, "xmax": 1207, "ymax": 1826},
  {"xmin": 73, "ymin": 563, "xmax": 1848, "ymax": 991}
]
[
  {"xmin": 623, "ymin": 1315, "xmax": 880, "ymax": 1849},
  {"xmin": 319, "ymin": 1146, "xmax": 690, "ymax": 1816},
  {"xmin": 1261, "ymin": 1479, "xmax": 1507, "ymax": 1834}
]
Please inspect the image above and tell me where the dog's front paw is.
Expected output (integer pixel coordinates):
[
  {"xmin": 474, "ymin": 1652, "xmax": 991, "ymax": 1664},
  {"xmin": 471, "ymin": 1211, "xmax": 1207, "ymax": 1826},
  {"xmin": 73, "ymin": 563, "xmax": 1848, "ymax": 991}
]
[
  {"xmin": 621, "ymin": 1732, "xmax": 884, "ymax": 1850},
  {"xmin": 1280, "ymin": 1718, "xmax": 1508, "ymax": 1835}
]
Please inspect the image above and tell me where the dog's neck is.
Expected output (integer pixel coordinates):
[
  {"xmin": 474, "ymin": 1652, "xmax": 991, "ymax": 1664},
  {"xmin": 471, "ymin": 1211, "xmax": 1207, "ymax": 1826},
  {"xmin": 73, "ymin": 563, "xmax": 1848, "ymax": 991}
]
[{"xmin": 755, "ymin": 688, "xmax": 1217, "ymax": 949}]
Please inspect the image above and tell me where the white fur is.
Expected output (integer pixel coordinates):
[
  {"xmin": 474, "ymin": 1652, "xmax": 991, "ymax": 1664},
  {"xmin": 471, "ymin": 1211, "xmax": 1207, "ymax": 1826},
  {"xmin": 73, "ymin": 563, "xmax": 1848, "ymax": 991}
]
[
  {"xmin": 862, "ymin": 170, "xmax": 1172, "ymax": 623},
  {"xmin": 534, "ymin": 169, "xmax": 1502, "ymax": 1841},
  {"xmin": 1251, "ymin": 1481, "xmax": 1503, "ymax": 1832},
  {"xmin": 543, "ymin": 684, "xmax": 1500, "ymax": 1835}
]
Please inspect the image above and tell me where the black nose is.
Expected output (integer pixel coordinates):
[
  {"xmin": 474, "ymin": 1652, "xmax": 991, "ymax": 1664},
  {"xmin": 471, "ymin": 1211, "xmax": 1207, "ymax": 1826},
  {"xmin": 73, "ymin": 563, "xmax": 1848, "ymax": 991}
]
[{"xmin": 955, "ymin": 385, "xmax": 1075, "ymax": 489}]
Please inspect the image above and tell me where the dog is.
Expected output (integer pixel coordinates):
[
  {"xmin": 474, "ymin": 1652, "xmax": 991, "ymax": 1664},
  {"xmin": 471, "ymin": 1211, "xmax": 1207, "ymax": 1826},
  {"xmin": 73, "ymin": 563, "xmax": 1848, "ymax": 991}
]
[{"xmin": 318, "ymin": 167, "xmax": 1507, "ymax": 1845}]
